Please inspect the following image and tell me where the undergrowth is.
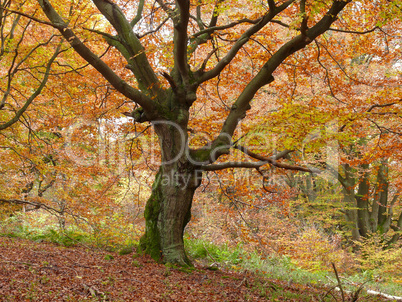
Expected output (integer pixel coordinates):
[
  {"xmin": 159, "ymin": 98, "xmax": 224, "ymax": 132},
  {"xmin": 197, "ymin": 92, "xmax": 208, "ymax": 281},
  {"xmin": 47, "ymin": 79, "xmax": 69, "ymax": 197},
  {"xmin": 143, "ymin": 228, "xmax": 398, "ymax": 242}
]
[
  {"xmin": 184, "ymin": 237, "xmax": 402, "ymax": 297},
  {"xmin": 1, "ymin": 215, "xmax": 401, "ymax": 298}
]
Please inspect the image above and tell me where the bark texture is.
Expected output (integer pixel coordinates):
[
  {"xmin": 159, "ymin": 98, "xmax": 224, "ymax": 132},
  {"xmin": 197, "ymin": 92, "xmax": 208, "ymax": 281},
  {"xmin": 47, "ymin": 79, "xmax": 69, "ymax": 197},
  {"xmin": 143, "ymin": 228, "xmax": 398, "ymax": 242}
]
[{"xmin": 139, "ymin": 123, "xmax": 201, "ymax": 265}]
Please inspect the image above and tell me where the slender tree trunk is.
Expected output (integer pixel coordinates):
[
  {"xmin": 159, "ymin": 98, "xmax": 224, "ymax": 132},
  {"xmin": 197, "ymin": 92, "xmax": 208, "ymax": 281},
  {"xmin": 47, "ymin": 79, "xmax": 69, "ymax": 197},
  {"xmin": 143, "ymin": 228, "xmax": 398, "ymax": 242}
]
[
  {"xmin": 355, "ymin": 164, "xmax": 370, "ymax": 237},
  {"xmin": 340, "ymin": 164, "xmax": 360, "ymax": 241},
  {"xmin": 139, "ymin": 122, "xmax": 202, "ymax": 266},
  {"xmin": 376, "ymin": 161, "xmax": 389, "ymax": 232}
]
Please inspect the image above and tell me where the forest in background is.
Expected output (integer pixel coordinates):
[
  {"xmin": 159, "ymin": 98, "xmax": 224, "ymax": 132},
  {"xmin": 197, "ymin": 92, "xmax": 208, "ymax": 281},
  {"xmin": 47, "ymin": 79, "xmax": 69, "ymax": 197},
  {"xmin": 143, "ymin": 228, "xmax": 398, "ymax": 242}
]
[{"xmin": 0, "ymin": 0, "xmax": 402, "ymax": 299}]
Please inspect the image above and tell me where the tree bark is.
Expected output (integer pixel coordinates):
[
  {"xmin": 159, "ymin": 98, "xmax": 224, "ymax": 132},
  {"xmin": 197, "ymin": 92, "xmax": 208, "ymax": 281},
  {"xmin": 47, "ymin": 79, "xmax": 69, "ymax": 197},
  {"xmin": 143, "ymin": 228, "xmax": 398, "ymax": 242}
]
[
  {"xmin": 343, "ymin": 189, "xmax": 360, "ymax": 241},
  {"xmin": 355, "ymin": 164, "xmax": 370, "ymax": 237},
  {"xmin": 376, "ymin": 160, "xmax": 389, "ymax": 232},
  {"xmin": 139, "ymin": 122, "xmax": 201, "ymax": 266}
]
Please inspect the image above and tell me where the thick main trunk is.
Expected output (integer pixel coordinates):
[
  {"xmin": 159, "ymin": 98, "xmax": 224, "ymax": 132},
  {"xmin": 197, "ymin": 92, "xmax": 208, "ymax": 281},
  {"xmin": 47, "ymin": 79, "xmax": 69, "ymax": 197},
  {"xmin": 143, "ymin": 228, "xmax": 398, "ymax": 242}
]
[
  {"xmin": 139, "ymin": 167, "xmax": 199, "ymax": 265},
  {"xmin": 139, "ymin": 121, "xmax": 201, "ymax": 266}
]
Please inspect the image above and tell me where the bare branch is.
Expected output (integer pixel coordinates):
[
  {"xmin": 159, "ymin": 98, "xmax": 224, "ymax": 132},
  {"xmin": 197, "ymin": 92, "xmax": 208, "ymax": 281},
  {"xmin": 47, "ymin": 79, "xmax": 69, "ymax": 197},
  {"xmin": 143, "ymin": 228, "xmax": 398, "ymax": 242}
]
[
  {"xmin": 208, "ymin": 0, "xmax": 223, "ymax": 28},
  {"xmin": 155, "ymin": 0, "xmax": 175, "ymax": 19},
  {"xmin": 139, "ymin": 17, "xmax": 169, "ymax": 38},
  {"xmin": 191, "ymin": 18, "xmax": 260, "ymax": 39},
  {"xmin": 235, "ymin": 145, "xmax": 318, "ymax": 172},
  {"xmin": 0, "ymin": 5, "xmax": 58, "ymax": 29},
  {"xmin": 0, "ymin": 198, "xmax": 88, "ymax": 224},
  {"xmin": 367, "ymin": 100, "xmax": 401, "ymax": 112},
  {"xmin": 160, "ymin": 71, "xmax": 177, "ymax": 91},
  {"xmin": 267, "ymin": 0, "xmax": 276, "ymax": 12},
  {"xmin": 201, "ymin": 161, "xmax": 267, "ymax": 171},
  {"xmin": 195, "ymin": 0, "xmax": 204, "ymax": 30},
  {"xmin": 188, "ymin": 17, "xmax": 261, "ymax": 58},
  {"xmin": 234, "ymin": 145, "xmax": 293, "ymax": 161},
  {"xmin": 174, "ymin": 0, "xmax": 191, "ymax": 80},
  {"xmin": 329, "ymin": 26, "xmax": 378, "ymax": 35}
]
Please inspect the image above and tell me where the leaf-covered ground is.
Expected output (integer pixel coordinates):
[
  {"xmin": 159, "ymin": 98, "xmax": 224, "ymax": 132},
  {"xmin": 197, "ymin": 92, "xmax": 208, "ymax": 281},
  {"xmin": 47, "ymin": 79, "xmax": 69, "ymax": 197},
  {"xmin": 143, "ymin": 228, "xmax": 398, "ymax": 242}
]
[{"xmin": 0, "ymin": 237, "xmax": 391, "ymax": 301}]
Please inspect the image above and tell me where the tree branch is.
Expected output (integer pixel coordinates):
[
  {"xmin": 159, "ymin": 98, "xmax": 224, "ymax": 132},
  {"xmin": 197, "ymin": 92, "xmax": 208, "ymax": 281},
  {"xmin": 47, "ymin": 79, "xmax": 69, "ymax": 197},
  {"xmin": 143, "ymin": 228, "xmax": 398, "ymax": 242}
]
[
  {"xmin": 201, "ymin": 146, "xmax": 318, "ymax": 172},
  {"xmin": 37, "ymin": 0, "xmax": 156, "ymax": 115},
  {"xmin": 0, "ymin": 5, "xmax": 57, "ymax": 29},
  {"xmin": 174, "ymin": 0, "xmax": 191, "ymax": 81},
  {"xmin": 188, "ymin": 18, "xmax": 261, "ymax": 58},
  {"xmin": 0, "ymin": 43, "xmax": 61, "ymax": 130},
  {"xmin": 91, "ymin": 0, "xmax": 164, "ymax": 101},
  {"xmin": 130, "ymin": 0, "xmax": 144, "ymax": 27},
  {"xmin": 235, "ymin": 145, "xmax": 318, "ymax": 172},
  {"xmin": 201, "ymin": 160, "xmax": 268, "ymax": 171},
  {"xmin": 196, "ymin": 0, "xmax": 296, "ymax": 84},
  {"xmin": 191, "ymin": 18, "xmax": 260, "ymax": 39},
  {"xmin": 267, "ymin": 0, "xmax": 276, "ymax": 12},
  {"xmin": 0, "ymin": 198, "xmax": 88, "ymax": 224},
  {"xmin": 367, "ymin": 100, "xmax": 401, "ymax": 113},
  {"xmin": 329, "ymin": 26, "xmax": 378, "ymax": 35}
]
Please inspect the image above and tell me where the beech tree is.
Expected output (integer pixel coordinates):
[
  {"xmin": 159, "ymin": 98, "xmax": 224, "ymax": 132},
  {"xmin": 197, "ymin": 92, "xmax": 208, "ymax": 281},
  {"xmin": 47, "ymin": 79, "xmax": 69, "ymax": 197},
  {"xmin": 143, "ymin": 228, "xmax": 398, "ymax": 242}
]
[{"xmin": 19, "ymin": 0, "xmax": 400, "ymax": 265}]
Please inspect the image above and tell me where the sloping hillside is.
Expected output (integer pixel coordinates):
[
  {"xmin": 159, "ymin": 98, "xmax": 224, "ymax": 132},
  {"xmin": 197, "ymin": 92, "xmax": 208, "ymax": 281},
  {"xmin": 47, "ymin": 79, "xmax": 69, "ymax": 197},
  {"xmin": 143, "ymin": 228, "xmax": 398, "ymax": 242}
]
[{"xmin": 0, "ymin": 237, "xmax": 393, "ymax": 301}]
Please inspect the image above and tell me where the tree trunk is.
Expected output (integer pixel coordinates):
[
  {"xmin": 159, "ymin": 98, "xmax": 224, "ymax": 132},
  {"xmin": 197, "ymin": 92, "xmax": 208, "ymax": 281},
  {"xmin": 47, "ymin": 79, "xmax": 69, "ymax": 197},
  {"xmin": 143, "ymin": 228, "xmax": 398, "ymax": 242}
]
[
  {"xmin": 139, "ymin": 122, "xmax": 201, "ymax": 266},
  {"xmin": 376, "ymin": 161, "xmax": 389, "ymax": 232},
  {"xmin": 355, "ymin": 164, "xmax": 370, "ymax": 237},
  {"xmin": 343, "ymin": 188, "xmax": 360, "ymax": 241}
]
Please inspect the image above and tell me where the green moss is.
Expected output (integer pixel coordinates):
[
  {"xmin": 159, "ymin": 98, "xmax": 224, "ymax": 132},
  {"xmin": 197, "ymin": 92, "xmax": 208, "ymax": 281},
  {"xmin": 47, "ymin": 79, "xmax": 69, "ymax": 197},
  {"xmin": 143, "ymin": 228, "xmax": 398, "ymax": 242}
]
[
  {"xmin": 140, "ymin": 168, "xmax": 195, "ymax": 267},
  {"xmin": 189, "ymin": 148, "xmax": 211, "ymax": 163},
  {"xmin": 139, "ymin": 169, "xmax": 163, "ymax": 262},
  {"xmin": 118, "ymin": 245, "xmax": 135, "ymax": 255}
]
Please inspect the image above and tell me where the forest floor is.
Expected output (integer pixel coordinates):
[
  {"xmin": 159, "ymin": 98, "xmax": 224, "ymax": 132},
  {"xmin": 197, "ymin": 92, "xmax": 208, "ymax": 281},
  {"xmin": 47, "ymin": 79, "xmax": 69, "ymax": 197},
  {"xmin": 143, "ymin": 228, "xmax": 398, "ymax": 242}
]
[{"xmin": 0, "ymin": 236, "xmax": 392, "ymax": 301}]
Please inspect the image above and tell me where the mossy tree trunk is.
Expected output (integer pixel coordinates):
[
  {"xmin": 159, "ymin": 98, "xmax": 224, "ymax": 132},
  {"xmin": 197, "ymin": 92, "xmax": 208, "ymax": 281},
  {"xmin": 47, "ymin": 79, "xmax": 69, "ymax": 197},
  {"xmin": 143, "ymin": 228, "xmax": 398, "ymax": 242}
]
[{"xmin": 139, "ymin": 122, "xmax": 202, "ymax": 266}]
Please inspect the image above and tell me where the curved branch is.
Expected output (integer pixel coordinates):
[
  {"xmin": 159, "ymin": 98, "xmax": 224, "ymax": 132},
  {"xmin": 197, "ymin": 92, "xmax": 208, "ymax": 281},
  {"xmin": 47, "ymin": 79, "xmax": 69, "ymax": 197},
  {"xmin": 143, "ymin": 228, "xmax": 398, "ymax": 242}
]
[
  {"xmin": 139, "ymin": 17, "xmax": 169, "ymax": 38},
  {"xmin": 191, "ymin": 18, "xmax": 260, "ymax": 39},
  {"xmin": 0, "ymin": 198, "xmax": 88, "ymax": 224},
  {"xmin": 235, "ymin": 145, "xmax": 318, "ymax": 172},
  {"xmin": 201, "ymin": 160, "xmax": 267, "ymax": 171},
  {"xmin": 92, "ymin": 0, "xmax": 163, "ymax": 101},
  {"xmin": 196, "ymin": 0, "xmax": 296, "ymax": 84},
  {"xmin": 367, "ymin": 100, "xmax": 402, "ymax": 112},
  {"xmin": 329, "ymin": 26, "xmax": 378, "ymax": 35},
  {"xmin": 0, "ymin": 44, "xmax": 61, "ymax": 130},
  {"xmin": 201, "ymin": 146, "xmax": 318, "ymax": 173},
  {"xmin": 37, "ymin": 0, "xmax": 156, "ymax": 115},
  {"xmin": 188, "ymin": 18, "xmax": 261, "ymax": 57}
]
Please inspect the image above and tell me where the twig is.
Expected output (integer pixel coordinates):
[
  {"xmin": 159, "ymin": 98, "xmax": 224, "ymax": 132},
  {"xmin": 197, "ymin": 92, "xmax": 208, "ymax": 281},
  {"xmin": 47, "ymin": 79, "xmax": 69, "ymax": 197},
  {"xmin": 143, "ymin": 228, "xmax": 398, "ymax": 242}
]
[
  {"xmin": 236, "ymin": 277, "xmax": 247, "ymax": 289},
  {"xmin": 202, "ymin": 243, "xmax": 217, "ymax": 263},
  {"xmin": 332, "ymin": 263, "xmax": 345, "ymax": 302}
]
